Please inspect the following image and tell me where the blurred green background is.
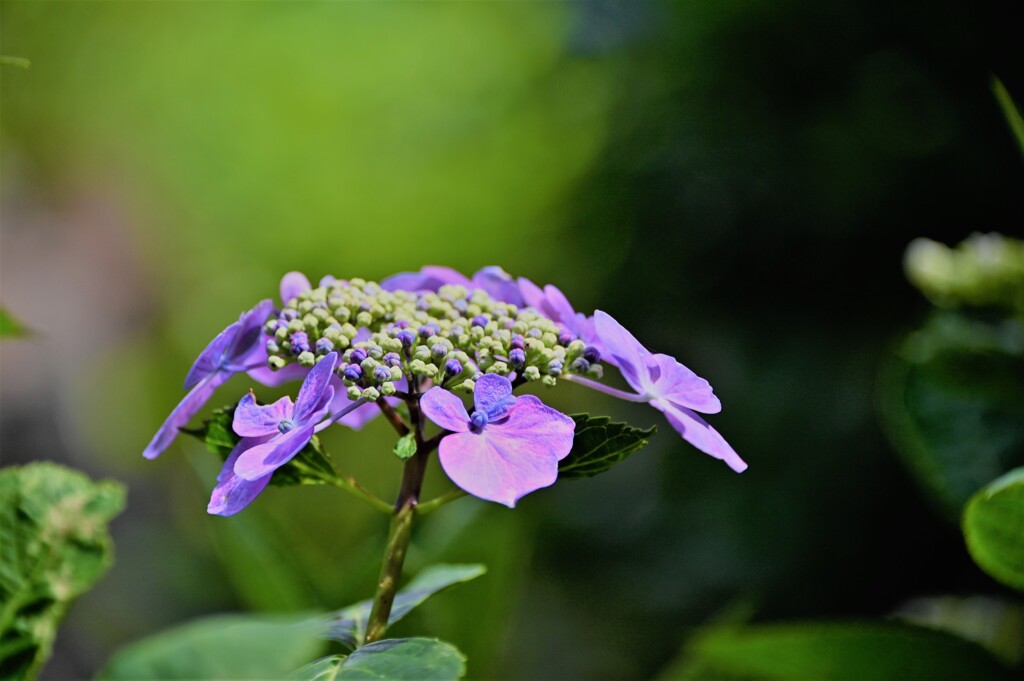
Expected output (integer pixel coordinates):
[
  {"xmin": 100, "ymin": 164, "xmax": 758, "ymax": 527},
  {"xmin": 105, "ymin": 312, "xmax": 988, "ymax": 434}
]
[{"xmin": 1, "ymin": 1, "xmax": 1021, "ymax": 679}]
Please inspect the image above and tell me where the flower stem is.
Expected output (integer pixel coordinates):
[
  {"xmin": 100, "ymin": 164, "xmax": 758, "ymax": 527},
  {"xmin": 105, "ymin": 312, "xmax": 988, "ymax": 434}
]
[
  {"xmin": 327, "ymin": 475, "xmax": 393, "ymax": 514},
  {"xmin": 562, "ymin": 373, "xmax": 650, "ymax": 402},
  {"xmin": 416, "ymin": 488, "xmax": 466, "ymax": 515}
]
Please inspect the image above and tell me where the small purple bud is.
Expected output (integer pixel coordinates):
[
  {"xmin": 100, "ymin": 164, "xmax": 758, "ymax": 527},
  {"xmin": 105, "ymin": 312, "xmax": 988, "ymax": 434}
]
[
  {"xmin": 471, "ymin": 315, "xmax": 488, "ymax": 328},
  {"xmin": 583, "ymin": 346, "xmax": 601, "ymax": 363},
  {"xmin": 558, "ymin": 330, "xmax": 576, "ymax": 345},
  {"xmin": 510, "ymin": 334, "xmax": 525, "ymax": 350},
  {"xmin": 383, "ymin": 352, "xmax": 402, "ymax": 368},
  {"xmin": 509, "ymin": 348, "xmax": 526, "ymax": 367},
  {"xmin": 373, "ymin": 366, "xmax": 391, "ymax": 383},
  {"xmin": 278, "ymin": 418, "xmax": 297, "ymax": 434},
  {"xmin": 344, "ymin": 364, "xmax": 363, "ymax": 381},
  {"xmin": 470, "ymin": 411, "xmax": 488, "ymax": 431},
  {"xmin": 451, "ymin": 325, "xmax": 464, "ymax": 337},
  {"xmin": 454, "ymin": 299, "xmax": 469, "ymax": 312},
  {"xmin": 350, "ymin": 348, "xmax": 368, "ymax": 364},
  {"xmin": 571, "ymin": 358, "xmax": 590, "ymax": 373},
  {"xmin": 397, "ymin": 330, "xmax": 416, "ymax": 348},
  {"xmin": 282, "ymin": 309, "xmax": 299, "ymax": 321},
  {"xmin": 359, "ymin": 302, "xmax": 371, "ymax": 312},
  {"xmin": 431, "ymin": 344, "xmax": 448, "ymax": 360},
  {"xmin": 290, "ymin": 331, "xmax": 310, "ymax": 355},
  {"xmin": 315, "ymin": 338, "xmax": 335, "ymax": 355},
  {"xmin": 528, "ymin": 328, "xmax": 543, "ymax": 339},
  {"xmin": 394, "ymin": 320, "xmax": 410, "ymax": 329},
  {"xmin": 419, "ymin": 324, "xmax": 438, "ymax": 339},
  {"xmin": 445, "ymin": 359, "xmax": 463, "ymax": 376},
  {"xmin": 417, "ymin": 299, "xmax": 431, "ymax": 311},
  {"xmin": 548, "ymin": 360, "xmax": 563, "ymax": 377}
]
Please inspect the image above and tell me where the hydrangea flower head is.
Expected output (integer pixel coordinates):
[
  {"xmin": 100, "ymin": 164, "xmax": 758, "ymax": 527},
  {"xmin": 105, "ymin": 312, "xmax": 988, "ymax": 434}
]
[{"xmin": 420, "ymin": 374, "xmax": 575, "ymax": 507}]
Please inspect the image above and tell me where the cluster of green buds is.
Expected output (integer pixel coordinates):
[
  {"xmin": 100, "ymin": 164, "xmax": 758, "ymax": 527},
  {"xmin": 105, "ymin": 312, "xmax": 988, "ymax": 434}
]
[{"xmin": 261, "ymin": 279, "xmax": 605, "ymax": 402}]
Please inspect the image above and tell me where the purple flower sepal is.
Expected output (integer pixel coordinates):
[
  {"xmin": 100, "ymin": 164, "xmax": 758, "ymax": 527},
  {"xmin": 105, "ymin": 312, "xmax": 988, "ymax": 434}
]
[
  {"xmin": 593, "ymin": 311, "xmax": 747, "ymax": 473},
  {"xmin": 207, "ymin": 435, "xmax": 274, "ymax": 517},
  {"xmin": 229, "ymin": 352, "xmax": 339, "ymax": 484},
  {"xmin": 518, "ymin": 278, "xmax": 602, "ymax": 355},
  {"xmin": 381, "ymin": 266, "xmax": 523, "ymax": 305},
  {"xmin": 143, "ymin": 299, "xmax": 274, "ymax": 460},
  {"xmin": 420, "ymin": 374, "xmax": 575, "ymax": 508}
]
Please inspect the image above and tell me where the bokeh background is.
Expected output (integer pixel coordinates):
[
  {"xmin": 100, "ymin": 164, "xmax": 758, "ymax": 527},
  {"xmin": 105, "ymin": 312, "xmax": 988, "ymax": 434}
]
[{"xmin": 1, "ymin": 1, "xmax": 1022, "ymax": 679}]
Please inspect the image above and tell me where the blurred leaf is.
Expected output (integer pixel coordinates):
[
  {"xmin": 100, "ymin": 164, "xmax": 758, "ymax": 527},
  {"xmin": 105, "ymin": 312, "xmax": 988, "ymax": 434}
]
[
  {"xmin": 327, "ymin": 564, "xmax": 486, "ymax": 648},
  {"xmin": 0, "ymin": 56, "xmax": 30, "ymax": 69},
  {"xmin": 99, "ymin": 613, "xmax": 326, "ymax": 680},
  {"xmin": 879, "ymin": 311, "xmax": 1024, "ymax": 515},
  {"xmin": 393, "ymin": 434, "xmax": 417, "ymax": 462},
  {"xmin": 661, "ymin": 622, "xmax": 1013, "ymax": 681},
  {"xmin": 993, "ymin": 77, "xmax": 1024, "ymax": 159},
  {"xmin": 558, "ymin": 413, "xmax": 656, "ymax": 479},
  {"xmin": 893, "ymin": 595, "xmax": 1024, "ymax": 665},
  {"xmin": 0, "ymin": 463, "xmax": 124, "ymax": 680},
  {"xmin": 292, "ymin": 638, "xmax": 465, "ymax": 681},
  {"xmin": 964, "ymin": 467, "xmax": 1024, "ymax": 592},
  {"xmin": 185, "ymin": 406, "xmax": 340, "ymax": 487},
  {"xmin": 0, "ymin": 307, "xmax": 29, "ymax": 338}
]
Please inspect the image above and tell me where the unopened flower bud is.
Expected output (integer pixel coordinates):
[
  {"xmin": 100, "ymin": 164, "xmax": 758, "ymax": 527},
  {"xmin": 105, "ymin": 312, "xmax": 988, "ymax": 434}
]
[
  {"xmin": 298, "ymin": 351, "xmax": 316, "ymax": 367},
  {"xmin": 445, "ymin": 359, "xmax": 463, "ymax": 376},
  {"xmin": 510, "ymin": 334, "xmax": 525, "ymax": 350},
  {"xmin": 583, "ymin": 346, "xmax": 601, "ymax": 363},
  {"xmin": 315, "ymin": 338, "xmax": 334, "ymax": 355},
  {"xmin": 344, "ymin": 364, "xmax": 363, "ymax": 381},
  {"xmin": 290, "ymin": 331, "xmax": 311, "ymax": 355},
  {"xmin": 268, "ymin": 356, "xmax": 287, "ymax": 371},
  {"xmin": 265, "ymin": 339, "xmax": 280, "ymax": 354},
  {"xmin": 373, "ymin": 366, "xmax": 391, "ymax": 383},
  {"xmin": 571, "ymin": 358, "xmax": 590, "ymax": 373},
  {"xmin": 471, "ymin": 315, "xmax": 488, "ymax": 327},
  {"xmin": 380, "ymin": 382, "xmax": 397, "ymax": 396},
  {"xmin": 349, "ymin": 348, "xmax": 368, "ymax": 364},
  {"xmin": 523, "ymin": 366, "xmax": 541, "ymax": 381},
  {"xmin": 383, "ymin": 352, "xmax": 402, "ymax": 368},
  {"xmin": 541, "ymin": 375, "xmax": 557, "ymax": 387},
  {"xmin": 397, "ymin": 330, "xmax": 416, "ymax": 349},
  {"xmin": 548, "ymin": 360, "xmax": 563, "ymax": 377},
  {"xmin": 431, "ymin": 344, "xmax": 448, "ymax": 361},
  {"xmin": 508, "ymin": 348, "xmax": 526, "ymax": 367}
]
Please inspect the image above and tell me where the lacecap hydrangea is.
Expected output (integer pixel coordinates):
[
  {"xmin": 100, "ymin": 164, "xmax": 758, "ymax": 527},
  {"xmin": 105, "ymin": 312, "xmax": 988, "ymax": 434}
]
[{"xmin": 143, "ymin": 266, "xmax": 746, "ymax": 515}]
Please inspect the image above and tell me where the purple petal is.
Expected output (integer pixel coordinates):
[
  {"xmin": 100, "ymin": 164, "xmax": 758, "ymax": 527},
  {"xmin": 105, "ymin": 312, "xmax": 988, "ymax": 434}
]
[
  {"xmin": 248, "ymin": 361, "xmax": 309, "ymax": 387},
  {"xmin": 471, "ymin": 267, "xmax": 523, "ymax": 305},
  {"xmin": 648, "ymin": 353, "xmax": 721, "ymax": 414},
  {"xmin": 437, "ymin": 397, "xmax": 574, "ymax": 507},
  {"xmin": 225, "ymin": 299, "xmax": 275, "ymax": 369},
  {"xmin": 380, "ymin": 266, "xmax": 471, "ymax": 292},
  {"xmin": 518, "ymin": 277, "xmax": 558, "ymax": 320},
  {"xmin": 183, "ymin": 321, "xmax": 238, "ymax": 390},
  {"xmin": 657, "ymin": 402, "xmax": 747, "ymax": 473},
  {"xmin": 207, "ymin": 437, "xmax": 274, "ymax": 516},
  {"xmin": 232, "ymin": 392, "xmax": 294, "ymax": 437},
  {"xmin": 319, "ymin": 274, "xmax": 340, "ymax": 288},
  {"xmin": 234, "ymin": 424, "xmax": 315, "ymax": 481},
  {"xmin": 593, "ymin": 310, "xmax": 651, "ymax": 393},
  {"xmin": 293, "ymin": 353, "xmax": 338, "ymax": 424},
  {"xmin": 472, "ymin": 374, "xmax": 516, "ymax": 422},
  {"xmin": 144, "ymin": 372, "xmax": 228, "ymax": 459},
  {"xmin": 280, "ymin": 272, "xmax": 311, "ymax": 303},
  {"xmin": 542, "ymin": 284, "xmax": 576, "ymax": 322},
  {"xmin": 419, "ymin": 387, "xmax": 470, "ymax": 432}
]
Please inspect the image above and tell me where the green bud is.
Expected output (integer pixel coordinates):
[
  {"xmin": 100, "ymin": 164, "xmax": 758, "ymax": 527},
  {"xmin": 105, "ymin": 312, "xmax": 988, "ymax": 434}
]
[
  {"xmin": 422, "ymin": 364, "xmax": 438, "ymax": 378},
  {"xmin": 541, "ymin": 375, "xmax": 557, "ymax": 387},
  {"xmin": 341, "ymin": 323, "xmax": 358, "ymax": 337},
  {"xmin": 275, "ymin": 326, "xmax": 289, "ymax": 341},
  {"xmin": 588, "ymin": 364, "xmax": 604, "ymax": 379},
  {"xmin": 333, "ymin": 306, "xmax": 351, "ymax": 323},
  {"xmin": 302, "ymin": 313, "xmax": 319, "ymax": 329},
  {"xmin": 567, "ymin": 339, "xmax": 586, "ymax": 355},
  {"xmin": 383, "ymin": 337, "xmax": 403, "ymax": 353},
  {"xmin": 360, "ymin": 358, "xmax": 379, "ymax": 373},
  {"xmin": 487, "ymin": 361, "xmax": 509, "ymax": 375},
  {"xmin": 455, "ymin": 379, "xmax": 475, "ymax": 393},
  {"xmin": 389, "ymin": 366, "xmax": 403, "ymax": 381},
  {"xmin": 312, "ymin": 307, "xmax": 329, "ymax": 321},
  {"xmin": 361, "ymin": 386, "xmax": 381, "ymax": 401},
  {"xmin": 380, "ymin": 382, "xmax": 397, "ymax": 396},
  {"xmin": 268, "ymin": 356, "xmax": 287, "ymax": 371},
  {"xmin": 356, "ymin": 311, "xmax": 373, "ymax": 327},
  {"xmin": 347, "ymin": 386, "xmax": 362, "ymax": 400},
  {"xmin": 541, "ymin": 332, "xmax": 558, "ymax": 348},
  {"xmin": 298, "ymin": 351, "xmax": 316, "ymax": 367},
  {"xmin": 298, "ymin": 300, "xmax": 314, "ymax": 313},
  {"xmin": 414, "ymin": 346, "xmax": 431, "ymax": 362},
  {"xmin": 409, "ymin": 359, "xmax": 427, "ymax": 374},
  {"xmin": 523, "ymin": 366, "xmax": 541, "ymax": 381},
  {"xmin": 288, "ymin": 319, "xmax": 305, "ymax": 333}
]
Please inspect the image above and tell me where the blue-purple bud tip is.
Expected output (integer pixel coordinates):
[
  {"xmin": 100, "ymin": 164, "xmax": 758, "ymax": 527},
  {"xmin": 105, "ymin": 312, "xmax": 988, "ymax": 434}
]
[
  {"xmin": 431, "ymin": 344, "xmax": 448, "ymax": 360},
  {"xmin": 470, "ymin": 411, "xmax": 488, "ymax": 431},
  {"xmin": 344, "ymin": 365, "xmax": 363, "ymax": 381},
  {"xmin": 350, "ymin": 348, "xmax": 368, "ymax": 364},
  {"xmin": 510, "ymin": 334, "xmax": 525, "ymax": 350},
  {"xmin": 571, "ymin": 358, "xmax": 590, "ymax": 373},
  {"xmin": 397, "ymin": 330, "xmax": 416, "ymax": 348},
  {"xmin": 558, "ymin": 330, "xmax": 576, "ymax": 345},
  {"xmin": 548, "ymin": 360, "xmax": 563, "ymax": 377},
  {"xmin": 383, "ymin": 352, "xmax": 402, "ymax": 368},
  {"xmin": 315, "ymin": 338, "xmax": 335, "ymax": 354},
  {"xmin": 583, "ymin": 346, "xmax": 601, "ymax": 363},
  {"xmin": 445, "ymin": 359, "xmax": 463, "ymax": 376},
  {"xmin": 290, "ymin": 331, "xmax": 311, "ymax": 355},
  {"xmin": 373, "ymin": 366, "xmax": 391, "ymax": 383},
  {"xmin": 471, "ymin": 315, "xmax": 488, "ymax": 327},
  {"xmin": 509, "ymin": 348, "xmax": 526, "ymax": 367},
  {"xmin": 419, "ymin": 324, "xmax": 438, "ymax": 339}
]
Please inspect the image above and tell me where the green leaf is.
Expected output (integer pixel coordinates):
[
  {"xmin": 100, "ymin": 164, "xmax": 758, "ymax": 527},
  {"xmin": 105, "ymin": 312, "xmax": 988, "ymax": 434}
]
[
  {"xmin": 993, "ymin": 77, "xmax": 1024, "ymax": 160},
  {"xmin": 99, "ymin": 613, "xmax": 326, "ymax": 680},
  {"xmin": 0, "ymin": 307, "xmax": 29, "ymax": 338},
  {"xmin": 0, "ymin": 56, "xmax": 31, "ymax": 69},
  {"xmin": 963, "ymin": 467, "xmax": 1024, "ymax": 592},
  {"xmin": 293, "ymin": 639, "xmax": 465, "ymax": 681},
  {"xmin": 185, "ymin": 406, "xmax": 340, "ymax": 487},
  {"xmin": 894, "ymin": 595, "xmax": 1024, "ymax": 665},
  {"xmin": 558, "ymin": 413, "xmax": 656, "ymax": 479},
  {"xmin": 663, "ymin": 622, "xmax": 1013, "ymax": 681},
  {"xmin": 879, "ymin": 312, "xmax": 1024, "ymax": 516},
  {"xmin": 327, "ymin": 564, "xmax": 486, "ymax": 648},
  {"xmin": 0, "ymin": 463, "xmax": 125, "ymax": 680},
  {"xmin": 393, "ymin": 434, "xmax": 417, "ymax": 461}
]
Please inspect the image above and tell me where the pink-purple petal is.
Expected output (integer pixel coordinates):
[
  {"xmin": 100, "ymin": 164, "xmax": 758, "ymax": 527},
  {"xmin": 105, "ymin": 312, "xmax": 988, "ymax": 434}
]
[
  {"xmin": 233, "ymin": 392, "xmax": 294, "ymax": 437},
  {"xmin": 420, "ymin": 388, "xmax": 470, "ymax": 432},
  {"xmin": 234, "ymin": 424, "xmax": 315, "ymax": 481},
  {"xmin": 472, "ymin": 374, "xmax": 515, "ymax": 421},
  {"xmin": 280, "ymin": 272, "xmax": 312, "ymax": 303},
  {"xmin": 657, "ymin": 401, "xmax": 747, "ymax": 473},
  {"xmin": 471, "ymin": 267, "xmax": 523, "ymax": 305},
  {"xmin": 292, "ymin": 353, "xmax": 338, "ymax": 423},
  {"xmin": 648, "ymin": 353, "xmax": 721, "ymax": 414},
  {"xmin": 438, "ymin": 431, "xmax": 557, "ymax": 508},
  {"xmin": 225, "ymin": 299, "xmax": 275, "ymax": 367},
  {"xmin": 207, "ymin": 436, "xmax": 274, "ymax": 516},
  {"xmin": 184, "ymin": 321, "xmax": 238, "ymax": 390},
  {"xmin": 248, "ymin": 361, "xmax": 309, "ymax": 387},
  {"xmin": 381, "ymin": 266, "xmax": 471, "ymax": 293},
  {"xmin": 593, "ymin": 310, "xmax": 650, "ymax": 393},
  {"xmin": 144, "ymin": 372, "xmax": 228, "ymax": 459}
]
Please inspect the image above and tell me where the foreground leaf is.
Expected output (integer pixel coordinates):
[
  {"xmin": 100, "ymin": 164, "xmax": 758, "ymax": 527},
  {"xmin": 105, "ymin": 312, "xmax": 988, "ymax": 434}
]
[
  {"xmin": 558, "ymin": 414, "xmax": 656, "ymax": 479},
  {"xmin": 0, "ymin": 307, "xmax": 29, "ymax": 338},
  {"xmin": 964, "ymin": 467, "xmax": 1024, "ymax": 592},
  {"xmin": 326, "ymin": 564, "xmax": 486, "ymax": 648},
  {"xmin": 99, "ymin": 613, "xmax": 326, "ymax": 680},
  {"xmin": 185, "ymin": 406, "xmax": 339, "ymax": 487},
  {"xmin": 660, "ymin": 622, "xmax": 1012, "ymax": 681},
  {"xmin": 0, "ymin": 463, "xmax": 125, "ymax": 680},
  {"xmin": 293, "ymin": 639, "xmax": 465, "ymax": 681},
  {"xmin": 893, "ymin": 594, "xmax": 1024, "ymax": 665}
]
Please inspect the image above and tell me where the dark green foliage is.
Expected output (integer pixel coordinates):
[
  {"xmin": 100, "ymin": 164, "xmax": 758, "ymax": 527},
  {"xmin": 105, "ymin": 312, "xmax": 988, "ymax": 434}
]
[
  {"xmin": 393, "ymin": 434, "xmax": 417, "ymax": 462},
  {"xmin": 558, "ymin": 413, "xmax": 656, "ymax": 479},
  {"xmin": 185, "ymin": 407, "xmax": 339, "ymax": 487},
  {"xmin": 0, "ymin": 463, "xmax": 124, "ymax": 680},
  {"xmin": 0, "ymin": 307, "xmax": 28, "ymax": 338},
  {"xmin": 291, "ymin": 639, "xmax": 465, "ymax": 681}
]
